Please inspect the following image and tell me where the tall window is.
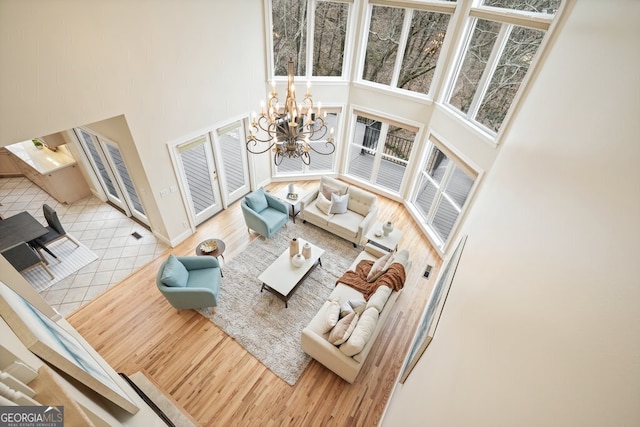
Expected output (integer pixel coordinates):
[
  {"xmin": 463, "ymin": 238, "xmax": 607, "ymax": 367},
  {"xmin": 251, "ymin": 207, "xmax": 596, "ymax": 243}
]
[
  {"xmin": 271, "ymin": 0, "xmax": 351, "ymax": 77},
  {"xmin": 411, "ymin": 137, "xmax": 477, "ymax": 249},
  {"xmin": 446, "ymin": 0, "xmax": 560, "ymax": 134},
  {"xmin": 345, "ymin": 113, "xmax": 416, "ymax": 194},
  {"xmin": 274, "ymin": 111, "xmax": 339, "ymax": 175},
  {"xmin": 362, "ymin": 3, "xmax": 453, "ymax": 96}
]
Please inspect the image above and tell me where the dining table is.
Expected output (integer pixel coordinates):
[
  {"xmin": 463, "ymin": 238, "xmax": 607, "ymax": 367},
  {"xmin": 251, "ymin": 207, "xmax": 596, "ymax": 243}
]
[{"xmin": 0, "ymin": 211, "xmax": 50, "ymax": 253}]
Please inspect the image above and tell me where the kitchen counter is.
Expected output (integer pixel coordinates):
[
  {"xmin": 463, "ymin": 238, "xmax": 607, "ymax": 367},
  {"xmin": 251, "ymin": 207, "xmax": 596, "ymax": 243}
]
[
  {"xmin": 4, "ymin": 140, "xmax": 91, "ymax": 204},
  {"xmin": 4, "ymin": 141, "xmax": 76, "ymax": 174}
]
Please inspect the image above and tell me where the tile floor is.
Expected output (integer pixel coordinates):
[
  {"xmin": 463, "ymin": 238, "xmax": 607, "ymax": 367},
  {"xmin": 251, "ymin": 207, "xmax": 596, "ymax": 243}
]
[{"xmin": 0, "ymin": 177, "xmax": 169, "ymax": 317}]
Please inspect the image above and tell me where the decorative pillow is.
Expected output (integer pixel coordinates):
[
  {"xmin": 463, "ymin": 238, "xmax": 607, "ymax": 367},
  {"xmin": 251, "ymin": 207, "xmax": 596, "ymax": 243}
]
[
  {"xmin": 340, "ymin": 301, "xmax": 354, "ymax": 318},
  {"xmin": 339, "ymin": 299, "xmax": 367, "ymax": 317},
  {"xmin": 365, "ymin": 286, "xmax": 392, "ymax": 312},
  {"xmin": 321, "ymin": 300, "xmax": 341, "ymax": 334},
  {"xmin": 328, "ymin": 311, "xmax": 359, "ymax": 345},
  {"xmin": 245, "ymin": 189, "xmax": 268, "ymax": 213},
  {"xmin": 349, "ymin": 299, "xmax": 367, "ymax": 315},
  {"xmin": 329, "ymin": 193, "xmax": 349, "ymax": 214},
  {"xmin": 339, "ymin": 307, "xmax": 379, "ymax": 356},
  {"xmin": 316, "ymin": 192, "xmax": 333, "ymax": 215},
  {"xmin": 321, "ymin": 184, "xmax": 339, "ymax": 200},
  {"xmin": 366, "ymin": 251, "xmax": 394, "ymax": 282},
  {"xmin": 160, "ymin": 254, "xmax": 188, "ymax": 287}
]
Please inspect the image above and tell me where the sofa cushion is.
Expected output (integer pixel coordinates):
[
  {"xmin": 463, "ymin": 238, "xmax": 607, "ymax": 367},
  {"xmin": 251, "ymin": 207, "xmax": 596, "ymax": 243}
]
[
  {"xmin": 366, "ymin": 286, "xmax": 392, "ymax": 312},
  {"xmin": 161, "ymin": 254, "xmax": 188, "ymax": 287},
  {"xmin": 316, "ymin": 192, "xmax": 333, "ymax": 215},
  {"xmin": 328, "ymin": 210, "xmax": 363, "ymax": 240},
  {"xmin": 347, "ymin": 186, "xmax": 376, "ymax": 217},
  {"xmin": 328, "ymin": 311, "xmax": 359, "ymax": 345},
  {"xmin": 339, "ymin": 307, "xmax": 379, "ymax": 356},
  {"xmin": 245, "ymin": 189, "xmax": 268, "ymax": 213},
  {"xmin": 367, "ymin": 251, "xmax": 394, "ymax": 282},
  {"xmin": 321, "ymin": 300, "xmax": 341, "ymax": 333},
  {"xmin": 330, "ymin": 193, "xmax": 349, "ymax": 214}
]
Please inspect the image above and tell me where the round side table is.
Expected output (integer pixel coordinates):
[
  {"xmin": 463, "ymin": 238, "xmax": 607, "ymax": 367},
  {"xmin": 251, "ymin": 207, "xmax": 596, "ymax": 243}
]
[{"xmin": 196, "ymin": 239, "xmax": 226, "ymax": 277}]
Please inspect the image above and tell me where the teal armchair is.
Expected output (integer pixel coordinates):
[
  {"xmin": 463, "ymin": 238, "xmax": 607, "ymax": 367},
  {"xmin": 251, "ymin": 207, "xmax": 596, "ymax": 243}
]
[
  {"xmin": 156, "ymin": 254, "xmax": 221, "ymax": 311},
  {"xmin": 241, "ymin": 188, "xmax": 289, "ymax": 239}
]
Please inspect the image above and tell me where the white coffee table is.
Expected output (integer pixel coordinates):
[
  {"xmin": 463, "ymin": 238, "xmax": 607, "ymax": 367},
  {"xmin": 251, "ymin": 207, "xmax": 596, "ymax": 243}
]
[
  {"xmin": 259, "ymin": 238, "xmax": 324, "ymax": 308},
  {"xmin": 366, "ymin": 222, "xmax": 403, "ymax": 252}
]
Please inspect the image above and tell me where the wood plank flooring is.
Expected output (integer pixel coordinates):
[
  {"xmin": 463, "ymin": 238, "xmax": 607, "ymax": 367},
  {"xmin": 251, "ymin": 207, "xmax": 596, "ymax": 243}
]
[{"xmin": 67, "ymin": 180, "xmax": 442, "ymax": 427}]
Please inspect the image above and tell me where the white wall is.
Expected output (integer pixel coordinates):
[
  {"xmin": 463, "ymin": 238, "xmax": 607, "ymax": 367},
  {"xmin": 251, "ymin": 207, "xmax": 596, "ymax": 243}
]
[
  {"xmin": 0, "ymin": 0, "xmax": 267, "ymax": 243},
  {"xmin": 382, "ymin": 1, "xmax": 640, "ymax": 426}
]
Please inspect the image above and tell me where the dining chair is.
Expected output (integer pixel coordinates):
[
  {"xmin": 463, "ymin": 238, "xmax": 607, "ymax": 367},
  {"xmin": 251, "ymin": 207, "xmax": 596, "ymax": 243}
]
[
  {"xmin": 32, "ymin": 204, "xmax": 80, "ymax": 259},
  {"xmin": 2, "ymin": 243, "xmax": 54, "ymax": 279}
]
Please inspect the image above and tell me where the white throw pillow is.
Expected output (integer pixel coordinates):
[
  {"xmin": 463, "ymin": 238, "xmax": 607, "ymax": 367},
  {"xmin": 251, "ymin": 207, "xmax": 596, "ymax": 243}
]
[
  {"xmin": 329, "ymin": 193, "xmax": 349, "ymax": 214},
  {"xmin": 340, "ymin": 307, "xmax": 379, "ymax": 356},
  {"xmin": 366, "ymin": 251, "xmax": 394, "ymax": 282},
  {"xmin": 340, "ymin": 301, "xmax": 354, "ymax": 318},
  {"xmin": 316, "ymin": 192, "xmax": 333, "ymax": 215},
  {"xmin": 321, "ymin": 300, "xmax": 341, "ymax": 334},
  {"xmin": 328, "ymin": 311, "xmax": 359, "ymax": 345},
  {"xmin": 365, "ymin": 286, "xmax": 392, "ymax": 312},
  {"xmin": 349, "ymin": 299, "xmax": 367, "ymax": 315}
]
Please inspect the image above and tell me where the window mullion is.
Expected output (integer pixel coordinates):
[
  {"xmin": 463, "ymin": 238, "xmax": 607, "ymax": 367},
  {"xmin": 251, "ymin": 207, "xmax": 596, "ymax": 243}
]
[
  {"xmin": 307, "ymin": 0, "xmax": 315, "ymax": 78},
  {"xmin": 391, "ymin": 8, "xmax": 413, "ymax": 88},
  {"xmin": 467, "ymin": 22, "xmax": 511, "ymax": 120}
]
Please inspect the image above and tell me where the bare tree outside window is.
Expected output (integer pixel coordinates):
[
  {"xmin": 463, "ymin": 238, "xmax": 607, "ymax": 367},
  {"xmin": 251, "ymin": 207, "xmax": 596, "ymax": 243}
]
[
  {"xmin": 398, "ymin": 11, "xmax": 450, "ymax": 94},
  {"xmin": 449, "ymin": 19, "xmax": 501, "ymax": 115},
  {"xmin": 272, "ymin": 0, "xmax": 307, "ymax": 76},
  {"xmin": 313, "ymin": 1, "xmax": 348, "ymax": 76},
  {"xmin": 482, "ymin": 0, "xmax": 561, "ymax": 14},
  {"xmin": 362, "ymin": 6, "xmax": 404, "ymax": 85},
  {"xmin": 476, "ymin": 26, "xmax": 545, "ymax": 131}
]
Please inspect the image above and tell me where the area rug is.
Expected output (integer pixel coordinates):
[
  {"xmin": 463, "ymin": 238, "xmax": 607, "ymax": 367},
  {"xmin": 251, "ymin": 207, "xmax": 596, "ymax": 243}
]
[
  {"xmin": 197, "ymin": 221, "xmax": 360, "ymax": 385},
  {"xmin": 22, "ymin": 236, "xmax": 98, "ymax": 292}
]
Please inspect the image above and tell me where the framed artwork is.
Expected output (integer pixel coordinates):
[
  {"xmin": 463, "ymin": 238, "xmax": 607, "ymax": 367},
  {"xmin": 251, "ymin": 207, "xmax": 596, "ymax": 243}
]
[
  {"xmin": 0, "ymin": 281, "xmax": 139, "ymax": 414},
  {"xmin": 399, "ymin": 235, "xmax": 467, "ymax": 384}
]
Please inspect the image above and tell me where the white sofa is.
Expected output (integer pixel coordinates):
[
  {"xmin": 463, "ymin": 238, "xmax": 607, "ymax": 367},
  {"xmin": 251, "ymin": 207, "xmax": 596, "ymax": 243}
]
[
  {"xmin": 299, "ymin": 176, "xmax": 378, "ymax": 247},
  {"xmin": 301, "ymin": 245, "xmax": 410, "ymax": 383}
]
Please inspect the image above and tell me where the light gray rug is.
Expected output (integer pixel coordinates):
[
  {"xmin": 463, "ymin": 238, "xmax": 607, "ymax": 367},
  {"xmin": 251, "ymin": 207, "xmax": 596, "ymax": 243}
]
[
  {"xmin": 198, "ymin": 221, "xmax": 360, "ymax": 385},
  {"xmin": 22, "ymin": 236, "xmax": 98, "ymax": 292}
]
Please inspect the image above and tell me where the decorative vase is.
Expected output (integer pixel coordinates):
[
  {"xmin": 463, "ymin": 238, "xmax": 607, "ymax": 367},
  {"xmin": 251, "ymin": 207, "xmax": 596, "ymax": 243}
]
[
  {"xmin": 302, "ymin": 242, "xmax": 312, "ymax": 259},
  {"xmin": 382, "ymin": 221, "xmax": 394, "ymax": 236},
  {"xmin": 289, "ymin": 238, "xmax": 299, "ymax": 258},
  {"xmin": 291, "ymin": 253, "xmax": 305, "ymax": 268}
]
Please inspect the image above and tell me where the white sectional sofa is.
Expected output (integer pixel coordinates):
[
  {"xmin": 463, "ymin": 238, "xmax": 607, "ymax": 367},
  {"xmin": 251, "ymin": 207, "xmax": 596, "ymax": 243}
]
[
  {"xmin": 299, "ymin": 176, "xmax": 378, "ymax": 247},
  {"xmin": 301, "ymin": 245, "xmax": 410, "ymax": 383}
]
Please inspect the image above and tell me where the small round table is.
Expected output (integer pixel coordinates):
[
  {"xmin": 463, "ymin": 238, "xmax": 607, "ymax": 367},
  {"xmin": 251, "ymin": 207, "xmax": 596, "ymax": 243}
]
[{"xmin": 195, "ymin": 239, "xmax": 226, "ymax": 276}]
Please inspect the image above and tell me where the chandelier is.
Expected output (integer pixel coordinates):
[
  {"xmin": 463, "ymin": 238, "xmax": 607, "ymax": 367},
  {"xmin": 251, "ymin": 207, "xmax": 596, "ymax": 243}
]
[{"xmin": 246, "ymin": 59, "xmax": 335, "ymax": 165}]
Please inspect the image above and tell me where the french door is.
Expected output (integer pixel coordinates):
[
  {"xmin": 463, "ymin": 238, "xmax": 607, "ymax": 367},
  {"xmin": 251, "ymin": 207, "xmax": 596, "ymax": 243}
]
[
  {"xmin": 175, "ymin": 134, "xmax": 223, "ymax": 226},
  {"xmin": 172, "ymin": 120, "xmax": 251, "ymax": 228},
  {"xmin": 74, "ymin": 128, "xmax": 148, "ymax": 225}
]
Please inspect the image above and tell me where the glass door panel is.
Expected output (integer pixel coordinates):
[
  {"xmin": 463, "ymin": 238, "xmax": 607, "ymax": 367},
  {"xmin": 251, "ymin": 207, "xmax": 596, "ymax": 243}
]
[
  {"xmin": 215, "ymin": 121, "xmax": 250, "ymax": 205},
  {"xmin": 102, "ymin": 141, "xmax": 147, "ymax": 223},
  {"xmin": 74, "ymin": 128, "xmax": 127, "ymax": 213},
  {"xmin": 177, "ymin": 135, "xmax": 222, "ymax": 225}
]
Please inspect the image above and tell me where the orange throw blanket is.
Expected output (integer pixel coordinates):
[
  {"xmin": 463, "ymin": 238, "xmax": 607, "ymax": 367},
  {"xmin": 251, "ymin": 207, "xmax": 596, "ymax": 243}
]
[{"xmin": 337, "ymin": 260, "xmax": 406, "ymax": 300}]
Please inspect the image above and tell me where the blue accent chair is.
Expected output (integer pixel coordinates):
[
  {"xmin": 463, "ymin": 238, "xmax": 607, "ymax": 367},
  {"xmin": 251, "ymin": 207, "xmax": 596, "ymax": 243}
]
[
  {"xmin": 156, "ymin": 254, "xmax": 221, "ymax": 311},
  {"xmin": 241, "ymin": 188, "xmax": 289, "ymax": 239}
]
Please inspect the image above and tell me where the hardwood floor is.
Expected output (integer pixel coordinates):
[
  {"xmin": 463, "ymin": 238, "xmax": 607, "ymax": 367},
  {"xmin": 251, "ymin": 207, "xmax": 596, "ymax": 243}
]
[{"xmin": 67, "ymin": 180, "xmax": 442, "ymax": 427}]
